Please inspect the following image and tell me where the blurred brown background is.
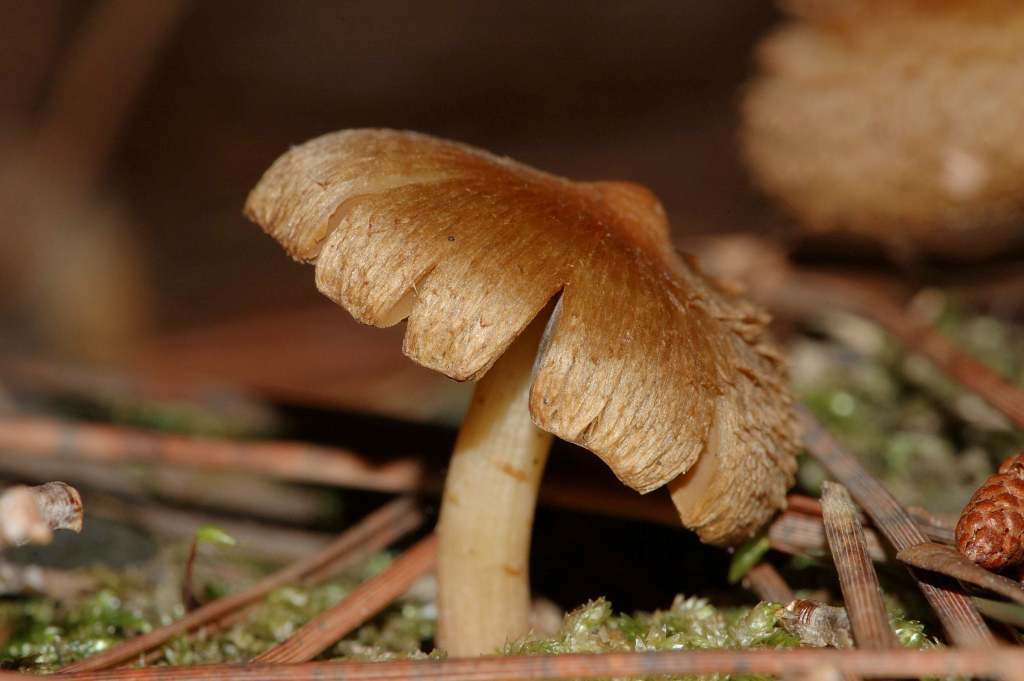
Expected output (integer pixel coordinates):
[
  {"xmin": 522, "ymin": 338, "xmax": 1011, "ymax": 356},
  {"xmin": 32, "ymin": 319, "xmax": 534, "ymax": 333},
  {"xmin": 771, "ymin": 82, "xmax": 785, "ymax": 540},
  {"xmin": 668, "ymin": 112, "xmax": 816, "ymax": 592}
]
[{"xmin": 1, "ymin": 0, "xmax": 782, "ymax": 421}]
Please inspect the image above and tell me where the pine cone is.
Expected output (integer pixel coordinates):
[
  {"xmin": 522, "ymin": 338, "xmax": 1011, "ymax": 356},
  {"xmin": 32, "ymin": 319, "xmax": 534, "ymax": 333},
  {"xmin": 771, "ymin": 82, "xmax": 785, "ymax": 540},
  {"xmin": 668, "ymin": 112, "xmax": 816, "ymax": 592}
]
[{"xmin": 956, "ymin": 452, "xmax": 1024, "ymax": 570}]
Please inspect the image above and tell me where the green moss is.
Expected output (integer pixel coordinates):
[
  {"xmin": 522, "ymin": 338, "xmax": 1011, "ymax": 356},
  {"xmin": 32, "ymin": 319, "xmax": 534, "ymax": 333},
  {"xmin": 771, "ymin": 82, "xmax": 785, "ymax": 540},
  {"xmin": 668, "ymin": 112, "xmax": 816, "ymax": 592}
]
[
  {"xmin": 1, "ymin": 588, "xmax": 154, "ymax": 671},
  {"xmin": 331, "ymin": 602, "xmax": 437, "ymax": 661},
  {"xmin": 152, "ymin": 551, "xmax": 435, "ymax": 665},
  {"xmin": 0, "ymin": 549, "xmax": 435, "ymax": 671},
  {"xmin": 0, "ymin": 558, "xmax": 936, "ymax": 674},
  {"xmin": 507, "ymin": 597, "xmax": 799, "ymax": 679},
  {"xmin": 791, "ymin": 296, "xmax": 1024, "ymax": 513}
]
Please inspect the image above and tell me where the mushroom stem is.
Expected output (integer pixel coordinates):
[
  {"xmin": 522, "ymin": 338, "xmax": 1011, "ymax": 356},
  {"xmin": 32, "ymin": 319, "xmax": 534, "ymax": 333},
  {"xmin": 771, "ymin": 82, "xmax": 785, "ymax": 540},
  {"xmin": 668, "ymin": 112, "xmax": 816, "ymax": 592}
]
[{"xmin": 437, "ymin": 316, "xmax": 552, "ymax": 656}]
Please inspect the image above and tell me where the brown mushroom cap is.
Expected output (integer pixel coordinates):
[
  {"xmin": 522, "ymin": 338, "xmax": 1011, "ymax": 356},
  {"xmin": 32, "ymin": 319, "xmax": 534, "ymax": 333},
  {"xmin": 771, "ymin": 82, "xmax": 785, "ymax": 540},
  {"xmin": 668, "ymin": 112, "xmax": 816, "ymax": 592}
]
[{"xmin": 245, "ymin": 129, "xmax": 798, "ymax": 543}]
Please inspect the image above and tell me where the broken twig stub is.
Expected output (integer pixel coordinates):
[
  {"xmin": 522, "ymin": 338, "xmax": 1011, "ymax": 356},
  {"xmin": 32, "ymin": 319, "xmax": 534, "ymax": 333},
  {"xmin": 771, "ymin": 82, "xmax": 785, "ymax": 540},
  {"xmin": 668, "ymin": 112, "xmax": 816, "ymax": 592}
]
[{"xmin": 0, "ymin": 481, "xmax": 82, "ymax": 547}]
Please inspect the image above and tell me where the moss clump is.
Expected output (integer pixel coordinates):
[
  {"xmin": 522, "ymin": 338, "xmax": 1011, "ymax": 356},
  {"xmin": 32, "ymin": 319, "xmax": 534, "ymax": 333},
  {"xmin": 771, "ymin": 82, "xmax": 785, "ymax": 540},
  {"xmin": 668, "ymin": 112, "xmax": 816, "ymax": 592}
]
[
  {"xmin": 155, "ymin": 551, "xmax": 435, "ymax": 665},
  {"xmin": 0, "ymin": 558, "xmax": 936, "ymax": 674},
  {"xmin": 0, "ymin": 549, "xmax": 435, "ymax": 671},
  {"xmin": 507, "ymin": 596, "xmax": 934, "ymax": 675},
  {"xmin": 331, "ymin": 602, "xmax": 437, "ymax": 661},
  {"xmin": 0, "ymin": 588, "xmax": 153, "ymax": 671},
  {"xmin": 889, "ymin": 609, "xmax": 932, "ymax": 649},
  {"xmin": 161, "ymin": 582, "xmax": 359, "ymax": 665},
  {"xmin": 507, "ymin": 596, "xmax": 798, "ymax": 680}
]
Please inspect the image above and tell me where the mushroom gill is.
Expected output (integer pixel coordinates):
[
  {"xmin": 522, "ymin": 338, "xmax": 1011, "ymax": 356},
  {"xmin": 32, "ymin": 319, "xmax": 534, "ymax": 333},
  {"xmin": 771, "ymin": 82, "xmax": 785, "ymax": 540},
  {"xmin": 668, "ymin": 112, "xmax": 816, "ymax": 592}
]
[{"xmin": 245, "ymin": 129, "xmax": 799, "ymax": 654}]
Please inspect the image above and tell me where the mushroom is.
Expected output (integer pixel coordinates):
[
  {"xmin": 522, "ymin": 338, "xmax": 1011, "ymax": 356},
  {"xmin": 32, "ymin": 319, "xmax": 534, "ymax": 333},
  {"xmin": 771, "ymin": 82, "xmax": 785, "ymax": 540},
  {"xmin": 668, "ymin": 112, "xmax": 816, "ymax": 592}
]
[
  {"xmin": 245, "ymin": 129, "xmax": 799, "ymax": 655},
  {"xmin": 742, "ymin": 0, "xmax": 1024, "ymax": 260}
]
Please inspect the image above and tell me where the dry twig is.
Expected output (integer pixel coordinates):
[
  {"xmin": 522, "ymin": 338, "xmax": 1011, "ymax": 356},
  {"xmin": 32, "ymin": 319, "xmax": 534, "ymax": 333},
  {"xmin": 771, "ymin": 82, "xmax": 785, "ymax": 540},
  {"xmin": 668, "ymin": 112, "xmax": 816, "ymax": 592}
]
[
  {"xmin": 0, "ymin": 454, "xmax": 334, "ymax": 527},
  {"xmin": 744, "ymin": 562, "xmax": 795, "ymax": 603},
  {"xmin": 0, "ymin": 413, "xmax": 965, "ymax": 561},
  {"xmin": 0, "ymin": 415, "xmax": 425, "ymax": 494},
  {"xmin": 798, "ymin": 407, "xmax": 994, "ymax": 648},
  {"xmin": 787, "ymin": 494, "xmax": 955, "ymax": 545},
  {"xmin": 60, "ymin": 498, "xmax": 422, "ymax": 673},
  {"xmin": 973, "ymin": 598, "xmax": 1024, "ymax": 630},
  {"xmin": 86, "ymin": 494, "xmax": 333, "ymax": 564},
  {"xmin": 770, "ymin": 511, "xmax": 888, "ymax": 561},
  {"xmin": 770, "ymin": 509, "xmax": 955, "ymax": 563},
  {"xmin": 898, "ymin": 542, "xmax": 1024, "ymax": 607},
  {"xmin": 773, "ymin": 272, "xmax": 1024, "ymax": 430},
  {"xmin": 255, "ymin": 533, "xmax": 438, "ymax": 663},
  {"xmin": 0, "ymin": 414, "xmax": 680, "ymax": 527},
  {"xmin": 0, "ymin": 356, "xmax": 271, "ymax": 429},
  {"xmin": 22, "ymin": 647, "xmax": 1024, "ymax": 681},
  {"xmin": 821, "ymin": 482, "xmax": 897, "ymax": 649}
]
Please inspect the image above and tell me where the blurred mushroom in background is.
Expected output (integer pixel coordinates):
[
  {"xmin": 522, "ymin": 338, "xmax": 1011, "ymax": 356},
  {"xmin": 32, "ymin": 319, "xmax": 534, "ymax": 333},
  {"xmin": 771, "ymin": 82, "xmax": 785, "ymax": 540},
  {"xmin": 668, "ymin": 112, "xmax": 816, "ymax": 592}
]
[{"xmin": 742, "ymin": 0, "xmax": 1024, "ymax": 261}]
